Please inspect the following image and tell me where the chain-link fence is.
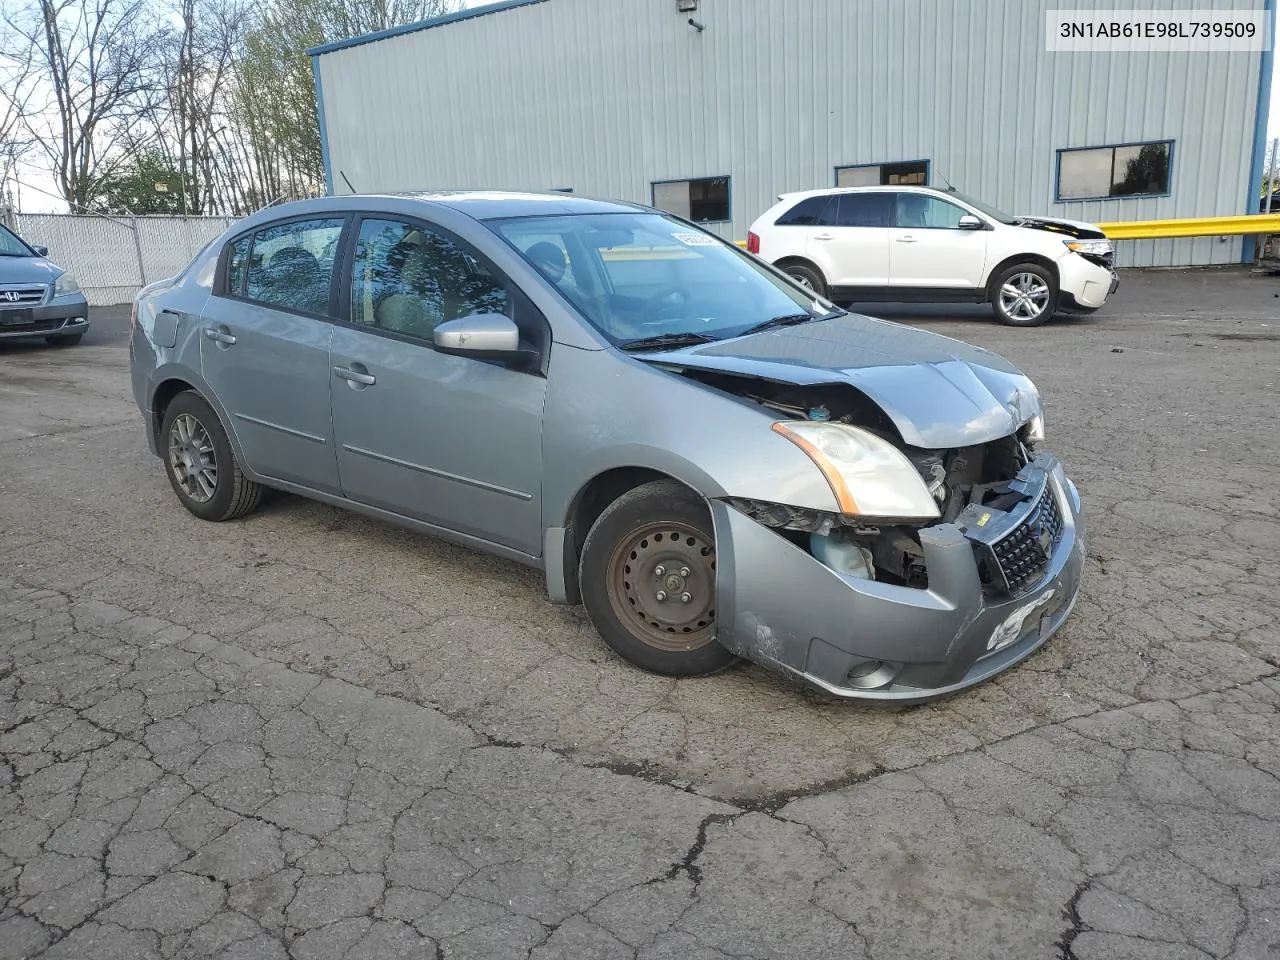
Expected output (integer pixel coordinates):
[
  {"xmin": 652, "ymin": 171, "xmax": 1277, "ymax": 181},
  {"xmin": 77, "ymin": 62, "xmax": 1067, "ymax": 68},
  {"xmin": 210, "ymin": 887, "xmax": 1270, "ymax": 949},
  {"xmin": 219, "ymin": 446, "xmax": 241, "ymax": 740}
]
[{"xmin": 6, "ymin": 211, "xmax": 238, "ymax": 306}]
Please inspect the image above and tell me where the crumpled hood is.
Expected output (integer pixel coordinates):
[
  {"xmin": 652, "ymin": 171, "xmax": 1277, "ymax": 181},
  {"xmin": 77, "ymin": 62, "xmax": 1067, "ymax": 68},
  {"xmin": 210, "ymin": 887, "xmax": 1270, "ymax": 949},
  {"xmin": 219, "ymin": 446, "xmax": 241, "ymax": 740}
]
[
  {"xmin": 1012, "ymin": 215, "xmax": 1107, "ymax": 240},
  {"xmin": 0, "ymin": 255, "xmax": 60, "ymax": 285},
  {"xmin": 635, "ymin": 314, "xmax": 1044, "ymax": 448}
]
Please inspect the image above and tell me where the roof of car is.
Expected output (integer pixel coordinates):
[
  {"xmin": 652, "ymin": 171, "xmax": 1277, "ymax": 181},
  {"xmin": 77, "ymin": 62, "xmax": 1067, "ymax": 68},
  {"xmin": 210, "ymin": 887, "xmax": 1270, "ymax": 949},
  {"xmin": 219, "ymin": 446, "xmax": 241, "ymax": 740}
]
[
  {"xmin": 396, "ymin": 190, "xmax": 647, "ymax": 219},
  {"xmin": 778, "ymin": 185, "xmax": 951, "ymax": 201},
  {"xmin": 238, "ymin": 191, "xmax": 649, "ymax": 226}
]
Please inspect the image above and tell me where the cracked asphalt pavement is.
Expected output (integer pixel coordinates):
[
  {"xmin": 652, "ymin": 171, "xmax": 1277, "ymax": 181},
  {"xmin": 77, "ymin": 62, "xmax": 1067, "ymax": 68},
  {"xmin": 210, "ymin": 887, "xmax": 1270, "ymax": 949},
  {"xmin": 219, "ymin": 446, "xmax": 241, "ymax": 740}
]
[{"xmin": 1, "ymin": 265, "xmax": 1278, "ymax": 959}]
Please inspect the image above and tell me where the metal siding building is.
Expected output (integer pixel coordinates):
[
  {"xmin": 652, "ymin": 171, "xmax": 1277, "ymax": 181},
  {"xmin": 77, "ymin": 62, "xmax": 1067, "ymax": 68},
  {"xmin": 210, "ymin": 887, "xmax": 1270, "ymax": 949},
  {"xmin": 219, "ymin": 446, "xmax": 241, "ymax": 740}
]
[{"xmin": 312, "ymin": 0, "xmax": 1273, "ymax": 268}]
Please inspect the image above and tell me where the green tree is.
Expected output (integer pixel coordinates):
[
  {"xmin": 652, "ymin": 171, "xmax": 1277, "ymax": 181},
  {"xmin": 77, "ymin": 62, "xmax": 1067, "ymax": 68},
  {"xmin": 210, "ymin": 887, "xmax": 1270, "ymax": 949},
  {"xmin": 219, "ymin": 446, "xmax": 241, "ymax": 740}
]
[
  {"xmin": 90, "ymin": 150, "xmax": 187, "ymax": 213},
  {"xmin": 232, "ymin": 0, "xmax": 461, "ymax": 201}
]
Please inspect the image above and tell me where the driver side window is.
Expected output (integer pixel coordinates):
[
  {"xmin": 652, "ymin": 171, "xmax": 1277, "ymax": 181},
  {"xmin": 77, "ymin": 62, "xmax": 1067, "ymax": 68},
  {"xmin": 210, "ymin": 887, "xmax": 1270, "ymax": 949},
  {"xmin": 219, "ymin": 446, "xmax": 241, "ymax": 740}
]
[{"xmin": 350, "ymin": 218, "xmax": 510, "ymax": 343}]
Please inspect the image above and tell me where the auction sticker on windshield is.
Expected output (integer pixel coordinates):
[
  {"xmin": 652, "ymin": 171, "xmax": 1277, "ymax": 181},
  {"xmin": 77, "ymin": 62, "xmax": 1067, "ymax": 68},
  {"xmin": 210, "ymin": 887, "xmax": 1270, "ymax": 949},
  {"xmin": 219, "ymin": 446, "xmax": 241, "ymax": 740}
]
[{"xmin": 672, "ymin": 232, "xmax": 720, "ymax": 246}]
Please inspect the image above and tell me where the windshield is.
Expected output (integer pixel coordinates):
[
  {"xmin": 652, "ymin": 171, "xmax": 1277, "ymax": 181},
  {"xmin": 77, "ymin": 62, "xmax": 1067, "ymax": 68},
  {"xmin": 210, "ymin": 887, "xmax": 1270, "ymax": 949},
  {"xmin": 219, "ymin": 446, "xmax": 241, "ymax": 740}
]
[
  {"xmin": 943, "ymin": 190, "xmax": 1018, "ymax": 225},
  {"xmin": 0, "ymin": 225, "xmax": 35, "ymax": 257},
  {"xmin": 490, "ymin": 212, "xmax": 839, "ymax": 346}
]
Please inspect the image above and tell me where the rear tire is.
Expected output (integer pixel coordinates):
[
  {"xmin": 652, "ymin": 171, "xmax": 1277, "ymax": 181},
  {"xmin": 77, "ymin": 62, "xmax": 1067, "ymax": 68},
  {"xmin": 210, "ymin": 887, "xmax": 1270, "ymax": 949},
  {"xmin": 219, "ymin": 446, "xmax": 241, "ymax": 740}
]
[
  {"xmin": 781, "ymin": 262, "xmax": 829, "ymax": 299},
  {"xmin": 46, "ymin": 332, "xmax": 84, "ymax": 346},
  {"xmin": 160, "ymin": 391, "xmax": 264, "ymax": 522},
  {"xmin": 990, "ymin": 263, "xmax": 1058, "ymax": 326},
  {"xmin": 579, "ymin": 480, "xmax": 736, "ymax": 677}
]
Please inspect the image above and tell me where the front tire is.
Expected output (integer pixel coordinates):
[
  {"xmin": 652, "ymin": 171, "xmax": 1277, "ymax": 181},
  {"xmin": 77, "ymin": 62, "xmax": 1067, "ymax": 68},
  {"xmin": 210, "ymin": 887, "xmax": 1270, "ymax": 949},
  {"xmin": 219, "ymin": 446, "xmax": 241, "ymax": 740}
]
[
  {"xmin": 782, "ymin": 262, "xmax": 829, "ymax": 299},
  {"xmin": 160, "ymin": 391, "xmax": 264, "ymax": 522},
  {"xmin": 990, "ymin": 263, "xmax": 1058, "ymax": 326},
  {"xmin": 579, "ymin": 480, "xmax": 736, "ymax": 677}
]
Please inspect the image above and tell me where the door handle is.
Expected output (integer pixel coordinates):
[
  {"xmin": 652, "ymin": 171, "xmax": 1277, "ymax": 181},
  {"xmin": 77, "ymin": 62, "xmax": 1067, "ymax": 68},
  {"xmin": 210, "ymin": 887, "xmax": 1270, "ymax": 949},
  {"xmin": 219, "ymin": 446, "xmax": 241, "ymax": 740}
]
[
  {"xmin": 334, "ymin": 365, "xmax": 376, "ymax": 386},
  {"xmin": 203, "ymin": 327, "xmax": 237, "ymax": 344},
  {"xmin": 813, "ymin": 233, "xmax": 834, "ymax": 240},
  {"xmin": 895, "ymin": 236, "xmax": 918, "ymax": 243}
]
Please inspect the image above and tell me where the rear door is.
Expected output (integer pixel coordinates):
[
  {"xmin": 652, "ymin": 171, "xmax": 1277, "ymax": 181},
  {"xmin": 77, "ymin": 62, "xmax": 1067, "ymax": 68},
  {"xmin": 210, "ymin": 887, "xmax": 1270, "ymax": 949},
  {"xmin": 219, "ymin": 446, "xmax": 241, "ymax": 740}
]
[
  {"xmin": 328, "ymin": 216, "xmax": 548, "ymax": 555},
  {"xmin": 807, "ymin": 192, "xmax": 892, "ymax": 286},
  {"xmin": 200, "ymin": 215, "xmax": 346, "ymax": 493},
  {"xmin": 887, "ymin": 193, "xmax": 989, "ymax": 288}
]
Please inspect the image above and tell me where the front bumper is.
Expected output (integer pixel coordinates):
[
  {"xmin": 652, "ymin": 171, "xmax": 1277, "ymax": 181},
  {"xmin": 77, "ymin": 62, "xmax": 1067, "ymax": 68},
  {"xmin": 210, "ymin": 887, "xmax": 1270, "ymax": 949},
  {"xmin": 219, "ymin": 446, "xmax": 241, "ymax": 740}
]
[
  {"xmin": 1057, "ymin": 253, "xmax": 1117, "ymax": 310},
  {"xmin": 710, "ymin": 453, "xmax": 1086, "ymax": 703},
  {"xmin": 0, "ymin": 297, "xmax": 90, "ymax": 340}
]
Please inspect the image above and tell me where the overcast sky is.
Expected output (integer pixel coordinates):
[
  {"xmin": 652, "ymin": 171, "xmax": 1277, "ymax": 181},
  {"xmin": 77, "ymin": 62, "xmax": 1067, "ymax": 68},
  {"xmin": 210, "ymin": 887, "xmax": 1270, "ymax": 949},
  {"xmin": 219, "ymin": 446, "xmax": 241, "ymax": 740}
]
[{"xmin": 10, "ymin": 6, "xmax": 1280, "ymax": 215}]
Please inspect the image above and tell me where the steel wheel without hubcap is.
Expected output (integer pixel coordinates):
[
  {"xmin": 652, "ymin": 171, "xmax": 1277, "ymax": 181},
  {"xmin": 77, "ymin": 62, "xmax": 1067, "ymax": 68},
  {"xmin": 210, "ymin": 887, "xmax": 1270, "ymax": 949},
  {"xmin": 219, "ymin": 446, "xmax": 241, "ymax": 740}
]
[
  {"xmin": 999, "ymin": 272, "xmax": 1051, "ymax": 323},
  {"xmin": 168, "ymin": 413, "xmax": 217, "ymax": 504},
  {"xmin": 607, "ymin": 521, "xmax": 716, "ymax": 652}
]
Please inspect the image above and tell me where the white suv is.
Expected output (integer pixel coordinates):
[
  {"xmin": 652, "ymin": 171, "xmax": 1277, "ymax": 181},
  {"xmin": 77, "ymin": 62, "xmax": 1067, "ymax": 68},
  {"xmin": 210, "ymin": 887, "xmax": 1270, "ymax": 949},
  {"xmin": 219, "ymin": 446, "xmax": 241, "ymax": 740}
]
[{"xmin": 746, "ymin": 186, "xmax": 1118, "ymax": 326}]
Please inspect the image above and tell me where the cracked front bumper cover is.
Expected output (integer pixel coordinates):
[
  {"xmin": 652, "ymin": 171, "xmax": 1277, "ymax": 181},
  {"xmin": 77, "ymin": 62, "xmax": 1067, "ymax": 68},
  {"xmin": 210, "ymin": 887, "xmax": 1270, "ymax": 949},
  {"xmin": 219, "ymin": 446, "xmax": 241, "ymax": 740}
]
[{"xmin": 710, "ymin": 453, "xmax": 1086, "ymax": 703}]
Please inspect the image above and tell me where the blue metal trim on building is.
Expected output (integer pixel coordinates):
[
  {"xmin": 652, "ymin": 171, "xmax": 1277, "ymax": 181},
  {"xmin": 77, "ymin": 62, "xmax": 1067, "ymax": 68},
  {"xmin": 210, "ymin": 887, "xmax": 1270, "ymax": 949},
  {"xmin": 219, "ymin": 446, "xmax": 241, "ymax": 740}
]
[
  {"xmin": 306, "ymin": 0, "xmax": 546, "ymax": 57},
  {"xmin": 1243, "ymin": 0, "xmax": 1276, "ymax": 260},
  {"xmin": 311, "ymin": 55, "xmax": 334, "ymax": 196}
]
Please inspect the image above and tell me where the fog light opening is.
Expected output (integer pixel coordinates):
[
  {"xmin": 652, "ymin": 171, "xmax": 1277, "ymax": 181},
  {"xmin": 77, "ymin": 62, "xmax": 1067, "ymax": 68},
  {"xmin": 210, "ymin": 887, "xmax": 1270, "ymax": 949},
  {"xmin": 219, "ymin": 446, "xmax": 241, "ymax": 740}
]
[{"xmin": 845, "ymin": 660, "xmax": 900, "ymax": 690}]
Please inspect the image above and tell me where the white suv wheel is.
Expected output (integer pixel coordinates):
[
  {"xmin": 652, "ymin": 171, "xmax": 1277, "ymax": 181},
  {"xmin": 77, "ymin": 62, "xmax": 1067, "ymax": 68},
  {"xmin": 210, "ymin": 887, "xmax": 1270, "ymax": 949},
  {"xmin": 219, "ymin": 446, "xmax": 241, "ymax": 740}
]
[
  {"xmin": 999, "ymin": 272, "xmax": 1050, "ymax": 322},
  {"xmin": 990, "ymin": 263, "xmax": 1058, "ymax": 327}
]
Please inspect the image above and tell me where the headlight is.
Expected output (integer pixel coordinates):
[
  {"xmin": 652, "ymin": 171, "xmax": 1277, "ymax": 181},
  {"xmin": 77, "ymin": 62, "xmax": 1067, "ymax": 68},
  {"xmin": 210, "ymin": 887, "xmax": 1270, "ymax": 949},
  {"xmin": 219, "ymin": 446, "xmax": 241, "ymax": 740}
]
[
  {"xmin": 771, "ymin": 421, "xmax": 940, "ymax": 520},
  {"xmin": 1064, "ymin": 238, "xmax": 1112, "ymax": 256},
  {"xmin": 1024, "ymin": 413, "xmax": 1045, "ymax": 443},
  {"xmin": 54, "ymin": 272, "xmax": 80, "ymax": 296}
]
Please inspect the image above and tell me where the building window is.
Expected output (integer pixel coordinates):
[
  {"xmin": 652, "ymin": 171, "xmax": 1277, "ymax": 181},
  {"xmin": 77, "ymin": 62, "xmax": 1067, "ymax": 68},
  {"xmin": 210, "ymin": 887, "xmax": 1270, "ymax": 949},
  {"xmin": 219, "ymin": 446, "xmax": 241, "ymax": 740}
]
[
  {"xmin": 835, "ymin": 160, "xmax": 928, "ymax": 187},
  {"xmin": 1057, "ymin": 141, "xmax": 1173, "ymax": 201},
  {"xmin": 652, "ymin": 176, "xmax": 730, "ymax": 223}
]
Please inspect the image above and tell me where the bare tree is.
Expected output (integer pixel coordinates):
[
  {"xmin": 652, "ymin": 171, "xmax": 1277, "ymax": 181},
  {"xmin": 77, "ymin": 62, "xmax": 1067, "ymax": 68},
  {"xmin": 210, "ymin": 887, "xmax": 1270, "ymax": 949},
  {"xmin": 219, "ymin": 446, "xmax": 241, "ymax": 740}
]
[
  {"xmin": 4, "ymin": 0, "xmax": 165, "ymax": 211},
  {"xmin": 229, "ymin": 0, "xmax": 462, "ymax": 203},
  {"xmin": 0, "ymin": 18, "xmax": 42, "ymax": 203}
]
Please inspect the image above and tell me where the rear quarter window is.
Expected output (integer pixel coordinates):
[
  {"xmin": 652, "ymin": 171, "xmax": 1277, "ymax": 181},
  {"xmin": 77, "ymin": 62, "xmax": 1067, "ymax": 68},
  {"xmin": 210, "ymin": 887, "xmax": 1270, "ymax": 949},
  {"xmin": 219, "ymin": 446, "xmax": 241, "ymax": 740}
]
[
  {"xmin": 224, "ymin": 236, "xmax": 250, "ymax": 296},
  {"xmin": 775, "ymin": 196, "xmax": 835, "ymax": 227}
]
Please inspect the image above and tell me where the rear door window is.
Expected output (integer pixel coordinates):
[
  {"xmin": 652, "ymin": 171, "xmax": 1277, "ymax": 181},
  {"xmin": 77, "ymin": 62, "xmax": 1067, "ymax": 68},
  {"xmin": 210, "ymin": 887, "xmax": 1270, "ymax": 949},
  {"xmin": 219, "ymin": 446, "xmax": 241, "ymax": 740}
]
[
  {"xmin": 241, "ymin": 217, "xmax": 346, "ymax": 316},
  {"xmin": 834, "ymin": 193, "xmax": 892, "ymax": 228}
]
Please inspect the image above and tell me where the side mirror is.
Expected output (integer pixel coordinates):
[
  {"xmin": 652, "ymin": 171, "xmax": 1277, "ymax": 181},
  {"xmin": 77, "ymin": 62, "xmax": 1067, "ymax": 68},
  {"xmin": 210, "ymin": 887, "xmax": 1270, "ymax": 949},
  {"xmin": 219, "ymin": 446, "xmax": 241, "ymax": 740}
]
[
  {"xmin": 433, "ymin": 313, "xmax": 537, "ymax": 369},
  {"xmin": 32, "ymin": 244, "xmax": 49, "ymax": 257},
  {"xmin": 957, "ymin": 215, "xmax": 984, "ymax": 231}
]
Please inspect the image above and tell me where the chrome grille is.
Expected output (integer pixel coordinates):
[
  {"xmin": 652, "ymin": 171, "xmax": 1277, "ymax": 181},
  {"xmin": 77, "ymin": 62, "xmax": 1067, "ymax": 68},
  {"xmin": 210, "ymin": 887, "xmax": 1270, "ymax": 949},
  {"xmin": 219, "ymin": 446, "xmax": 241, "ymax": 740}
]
[
  {"xmin": 989, "ymin": 485, "xmax": 1064, "ymax": 595},
  {"xmin": 0, "ymin": 286, "xmax": 48, "ymax": 305}
]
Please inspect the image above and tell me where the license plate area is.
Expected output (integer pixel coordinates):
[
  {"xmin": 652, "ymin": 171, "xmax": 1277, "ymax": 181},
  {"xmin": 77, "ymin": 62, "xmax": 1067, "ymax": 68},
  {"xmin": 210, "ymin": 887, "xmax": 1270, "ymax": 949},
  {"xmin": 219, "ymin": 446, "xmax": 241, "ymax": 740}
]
[{"xmin": 0, "ymin": 308, "xmax": 34, "ymax": 326}]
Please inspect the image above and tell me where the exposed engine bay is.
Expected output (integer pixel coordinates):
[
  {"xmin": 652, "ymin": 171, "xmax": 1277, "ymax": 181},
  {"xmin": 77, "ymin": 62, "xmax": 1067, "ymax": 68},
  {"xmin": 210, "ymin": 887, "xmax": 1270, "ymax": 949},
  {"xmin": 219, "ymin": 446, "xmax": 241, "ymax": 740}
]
[{"xmin": 692, "ymin": 374, "xmax": 1043, "ymax": 592}]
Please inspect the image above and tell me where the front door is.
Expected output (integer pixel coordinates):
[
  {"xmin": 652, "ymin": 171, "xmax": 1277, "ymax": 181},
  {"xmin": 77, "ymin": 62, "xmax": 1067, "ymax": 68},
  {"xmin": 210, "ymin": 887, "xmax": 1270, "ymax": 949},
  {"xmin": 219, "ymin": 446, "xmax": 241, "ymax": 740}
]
[
  {"xmin": 200, "ymin": 215, "xmax": 346, "ymax": 493},
  {"xmin": 807, "ymin": 192, "xmax": 893, "ymax": 287},
  {"xmin": 329, "ymin": 217, "xmax": 547, "ymax": 556},
  {"xmin": 886, "ymin": 193, "xmax": 989, "ymax": 288}
]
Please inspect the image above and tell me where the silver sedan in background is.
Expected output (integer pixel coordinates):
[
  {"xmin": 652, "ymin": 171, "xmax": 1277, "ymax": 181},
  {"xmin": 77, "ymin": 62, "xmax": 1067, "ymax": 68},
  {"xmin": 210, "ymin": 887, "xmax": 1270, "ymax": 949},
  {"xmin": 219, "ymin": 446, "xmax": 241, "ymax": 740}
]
[{"xmin": 128, "ymin": 191, "xmax": 1085, "ymax": 702}]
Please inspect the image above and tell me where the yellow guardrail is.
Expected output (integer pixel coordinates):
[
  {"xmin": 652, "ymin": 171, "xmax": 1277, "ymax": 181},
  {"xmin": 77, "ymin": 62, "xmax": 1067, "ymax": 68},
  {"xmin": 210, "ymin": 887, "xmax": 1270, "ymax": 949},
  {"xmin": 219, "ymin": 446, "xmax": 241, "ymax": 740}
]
[
  {"xmin": 1096, "ymin": 214, "xmax": 1280, "ymax": 240},
  {"xmin": 731, "ymin": 214, "xmax": 1280, "ymax": 246}
]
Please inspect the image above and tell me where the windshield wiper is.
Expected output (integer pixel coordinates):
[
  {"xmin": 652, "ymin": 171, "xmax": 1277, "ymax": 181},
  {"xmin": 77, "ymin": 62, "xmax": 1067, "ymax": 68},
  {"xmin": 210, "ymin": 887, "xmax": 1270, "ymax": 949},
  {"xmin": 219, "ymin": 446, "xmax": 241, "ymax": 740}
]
[
  {"xmin": 618, "ymin": 331, "xmax": 719, "ymax": 352},
  {"xmin": 738, "ymin": 310, "xmax": 838, "ymax": 337}
]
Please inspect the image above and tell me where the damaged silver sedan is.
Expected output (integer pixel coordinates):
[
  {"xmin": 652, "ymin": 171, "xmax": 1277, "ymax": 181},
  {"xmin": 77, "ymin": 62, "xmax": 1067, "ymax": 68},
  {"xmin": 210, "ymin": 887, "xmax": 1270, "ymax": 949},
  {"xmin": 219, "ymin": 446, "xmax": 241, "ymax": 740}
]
[{"xmin": 129, "ymin": 191, "xmax": 1085, "ymax": 703}]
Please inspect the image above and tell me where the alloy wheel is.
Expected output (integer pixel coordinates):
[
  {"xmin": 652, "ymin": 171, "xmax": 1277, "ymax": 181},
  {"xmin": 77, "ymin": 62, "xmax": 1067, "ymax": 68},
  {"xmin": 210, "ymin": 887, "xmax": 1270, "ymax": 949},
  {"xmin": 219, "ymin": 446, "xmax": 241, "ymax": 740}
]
[
  {"xmin": 999, "ymin": 272, "xmax": 1051, "ymax": 322},
  {"xmin": 167, "ymin": 413, "xmax": 218, "ymax": 503}
]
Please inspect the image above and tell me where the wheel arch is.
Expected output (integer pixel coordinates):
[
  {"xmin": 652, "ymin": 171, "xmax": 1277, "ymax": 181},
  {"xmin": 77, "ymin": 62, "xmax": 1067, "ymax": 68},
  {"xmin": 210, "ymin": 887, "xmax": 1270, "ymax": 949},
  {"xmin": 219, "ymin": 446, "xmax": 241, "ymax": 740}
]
[
  {"xmin": 548, "ymin": 465, "xmax": 710, "ymax": 605},
  {"xmin": 147, "ymin": 366, "xmax": 253, "ymax": 473},
  {"xmin": 985, "ymin": 253, "xmax": 1061, "ymax": 296},
  {"xmin": 773, "ymin": 255, "xmax": 827, "ymax": 282}
]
